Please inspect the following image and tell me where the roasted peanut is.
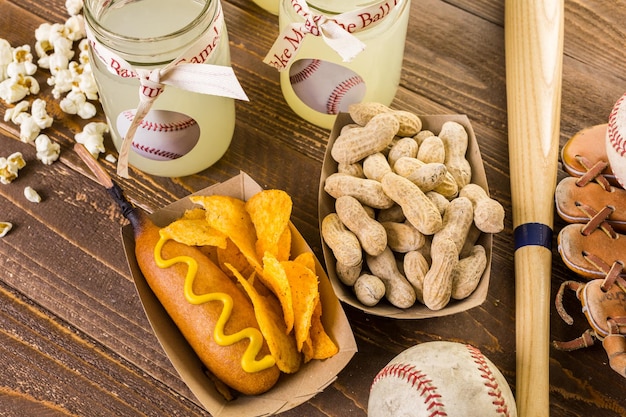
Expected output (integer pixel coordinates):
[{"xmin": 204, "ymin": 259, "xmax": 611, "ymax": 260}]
[
  {"xmin": 331, "ymin": 113, "xmax": 399, "ymax": 164},
  {"xmin": 376, "ymin": 204, "xmax": 406, "ymax": 223},
  {"xmin": 324, "ymin": 173, "xmax": 394, "ymax": 209},
  {"xmin": 381, "ymin": 221, "xmax": 425, "ymax": 253},
  {"xmin": 451, "ymin": 245, "xmax": 487, "ymax": 300},
  {"xmin": 381, "ymin": 172, "xmax": 443, "ymax": 235},
  {"xmin": 335, "ymin": 195, "xmax": 387, "ymax": 256},
  {"xmin": 403, "ymin": 250, "xmax": 429, "ymax": 303},
  {"xmin": 423, "ymin": 238, "xmax": 458, "ymax": 310},
  {"xmin": 393, "ymin": 157, "xmax": 447, "ymax": 192},
  {"xmin": 425, "ymin": 191, "xmax": 450, "ymax": 215},
  {"xmin": 363, "ymin": 152, "xmax": 392, "ymax": 181},
  {"xmin": 431, "ymin": 196, "xmax": 474, "ymax": 254},
  {"xmin": 388, "ymin": 137, "xmax": 419, "ymax": 168},
  {"xmin": 460, "ymin": 224, "xmax": 482, "ymax": 258},
  {"xmin": 321, "ymin": 213, "xmax": 362, "ymax": 267},
  {"xmin": 366, "ymin": 246, "xmax": 416, "ymax": 309},
  {"xmin": 337, "ymin": 162, "xmax": 365, "ymax": 178},
  {"xmin": 336, "ymin": 259, "xmax": 363, "ymax": 286},
  {"xmin": 348, "ymin": 102, "xmax": 422, "ymax": 137},
  {"xmin": 354, "ymin": 274, "xmax": 386, "ymax": 307},
  {"xmin": 459, "ymin": 183, "xmax": 505, "ymax": 233},
  {"xmin": 439, "ymin": 121, "xmax": 472, "ymax": 188},
  {"xmin": 414, "ymin": 130, "xmax": 435, "ymax": 144},
  {"xmin": 417, "ymin": 135, "xmax": 445, "ymax": 164}
]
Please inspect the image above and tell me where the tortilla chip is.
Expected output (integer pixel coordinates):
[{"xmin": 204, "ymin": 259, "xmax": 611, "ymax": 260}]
[
  {"xmin": 276, "ymin": 226, "xmax": 292, "ymax": 262},
  {"xmin": 181, "ymin": 207, "xmax": 207, "ymax": 220},
  {"xmin": 226, "ymin": 265, "xmax": 302, "ymax": 374},
  {"xmin": 160, "ymin": 218, "xmax": 227, "ymax": 248},
  {"xmin": 305, "ymin": 298, "xmax": 339, "ymax": 362},
  {"xmin": 190, "ymin": 195, "xmax": 261, "ymax": 272},
  {"xmin": 293, "ymin": 251, "xmax": 315, "ymax": 272},
  {"xmin": 245, "ymin": 190, "xmax": 292, "ymax": 260},
  {"xmin": 282, "ymin": 260, "xmax": 319, "ymax": 352},
  {"xmin": 261, "ymin": 253, "xmax": 294, "ymax": 334},
  {"xmin": 217, "ymin": 238, "xmax": 255, "ymax": 280}
]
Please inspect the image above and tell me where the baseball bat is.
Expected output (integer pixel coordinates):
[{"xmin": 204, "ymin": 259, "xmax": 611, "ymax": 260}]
[{"xmin": 505, "ymin": 1, "xmax": 564, "ymax": 416}]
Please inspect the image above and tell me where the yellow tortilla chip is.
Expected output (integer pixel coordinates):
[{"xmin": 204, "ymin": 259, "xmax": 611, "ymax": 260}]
[
  {"xmin": 293, "ymin": 251, "xmax": 315, "ymax": 272},
  {"xmin": 226, "ymin": 265, "xmax": 302, "ymax": 374},
  {"xmin": 245, "ymin": 190, "xmax": 292, "ymax": 260},
  {"xmin": 305, "ymin": 298, "xmax": 339, "ymax": 362},
  {"xmin": 282, "ymin": 260, "xmax": 319, "ymax": 352},
  {"xmin": 190, "ymin": 195, "xmax": 261, "ymax": 272},
  {"xmin": 181, "ymin": 207, "xmax": 207, "ymax": 220},
  {"xmin": 261, "ymin": 252, "xmax": 294, "ymax": 334},
  {"xmin": 276, "ymin": 226, "xmax": 292, "ymax": 262},
  {"xmin": 160, "ymin": 218, "xmax": 227, "ymax": 248},
  {"xmin": 217, "ymin": 238, "xmax": 255, "ymax": 280}
]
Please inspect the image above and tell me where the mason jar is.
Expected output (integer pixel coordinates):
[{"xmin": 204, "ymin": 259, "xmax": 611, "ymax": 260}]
[
  {"xmin": 84, "ymin": 0, "xmax": 240, "ymax": 177},
  {"xmin": 252, "ymin": 0, "xmax": 280, "ymax": 15},
  {"xmin": 272, "ymin": 0, "xmax": 411, "ymax": 129}
]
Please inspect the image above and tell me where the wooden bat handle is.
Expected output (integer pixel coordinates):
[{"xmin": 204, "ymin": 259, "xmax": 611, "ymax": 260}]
[{"xmin": 505, "ymin": 1, "xmax": 564, "ymax": 416}]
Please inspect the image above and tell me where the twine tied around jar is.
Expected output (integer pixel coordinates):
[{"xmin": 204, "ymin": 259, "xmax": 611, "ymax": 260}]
[
  {"xmin": 264, "ymin": 0, "xmax": 402, "ymax": 71},
  {"xmin": 86, "ymin": 4, "xmax": 248, "ymax": 178}
]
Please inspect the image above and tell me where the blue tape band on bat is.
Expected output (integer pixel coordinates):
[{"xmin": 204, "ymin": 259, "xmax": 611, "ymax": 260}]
[{"xmin": 514, "ymin": 223, "xmax": 553, "ymax": 251}]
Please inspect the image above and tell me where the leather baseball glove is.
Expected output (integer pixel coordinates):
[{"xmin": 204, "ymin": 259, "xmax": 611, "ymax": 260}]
[{"xmin": 557, "ymin": 123, "xmax": 626, "ymax": 285}]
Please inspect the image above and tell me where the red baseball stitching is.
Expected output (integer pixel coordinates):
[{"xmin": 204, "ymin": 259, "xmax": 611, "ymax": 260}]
[
  {"xmin": 289, "ymin": 59, "xmax": 322, "ymax": 84},
  {"xmin": 327, "ymin": 75, "xmax": 364, "ymax": 115},
  {"xmin": 608, "ymin": 94, "xmax": 626, "ymax": 157},
  {"xmin": 371, "ymin": 363, "xmax": 447, "ymax": 417},
  {"xmin": 466, "ymin": 345, "xmax": 511, "ymax": 417},
  {"xmin": 131, "ymin": 142, "xmax": 183, "ymax": 159},
  {"xmin": 122, "ymin": 111, "xmax": 197, "ymax": 133}
]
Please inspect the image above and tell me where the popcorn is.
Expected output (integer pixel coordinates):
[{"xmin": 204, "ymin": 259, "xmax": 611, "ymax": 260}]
[
  {"xmin": 0, "ymin": 222, "xmax": 12, "ymax": 238},
  {"xmin": 75, "ymin": 122, "xmax": 109, "ymax": 158},
  {"xmin": 60, "ymin": 90, "xmax": 97, "ymax": 119},
  {"xmin": 64, "ymin": 15, "xmax": 86, "ymax": 42},
  {"xmin": 3, "ymin": 100, "xmax": 30, "ymax": 124},
  {"xmin": 35, "ymin": 134, "xmax": 61, "ymax": 165},
  {"xmin": 0, "ymin": 74, "xmax": 40, "ymax": 104},
  {"xmin": 47, "ymin": 67, "xmax": 74, "ymax": 99},
  {"xmin": 0, "ymin": 39, "xmax": 12, "ymax": 82},
  {"xmin": 18, "ymin": 115, "xmax": 41, "ymax": 143},
  {"xmin": 7, "ymin": 45, "xmax": 37, "ymax": 78},
  {"xmin": 0, "ymin": 152, "xmax": 26, "ymax": 184},
  {"xmin": 65, "ymin": 0, "xmax": 84, "ymax": 16},
  {"xmin": 24, "ymin": 186, "xmax": 42, "ymax": 203},
  {"xmin": 31, "ymin": 98, "xmax": 54, "ymax": 129}
]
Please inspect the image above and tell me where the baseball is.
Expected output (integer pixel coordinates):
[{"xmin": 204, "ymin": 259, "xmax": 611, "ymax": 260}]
[
  {"xmin": 369, "ymin": 341, "xmax": 516, "ymax": 417},
  {"xmin": 116, "ymin": 109, "xmax": 201, "ymax": 161},
  {"xmin": 606, "ymin": 92, "xmax": 626, "ymax": 189},
  {"xmin": 289, "ymin": 59, "xmax": 366, "ymax": 115}
]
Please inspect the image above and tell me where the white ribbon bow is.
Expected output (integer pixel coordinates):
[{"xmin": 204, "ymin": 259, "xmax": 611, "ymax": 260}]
[{"xmin": 264, "ymin": 0, "xmax": 400, "ymax": 71}]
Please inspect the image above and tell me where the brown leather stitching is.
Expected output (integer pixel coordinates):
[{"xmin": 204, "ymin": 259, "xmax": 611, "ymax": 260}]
[{"xmin": 575, "ymin": 155, "xmax": 611, "ymax": 190}]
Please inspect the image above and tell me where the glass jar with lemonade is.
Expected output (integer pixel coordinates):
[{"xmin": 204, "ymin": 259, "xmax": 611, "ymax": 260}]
[{"xmin": 266, "ymin": 0, "xmax": 411, "ymax": 129}]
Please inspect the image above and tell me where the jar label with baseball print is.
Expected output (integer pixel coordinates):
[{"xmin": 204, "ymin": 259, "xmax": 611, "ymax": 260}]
[
  {"xmin": 288, "ymin": 59, "xmax": 367, "ymax": 116},
  {"xmin": 269, "ymin": 0, "xmax": 411, "ymax": 129},
  {"xmin": 116, "ymin": 109, "xmax": 201, "ymax": 161}
]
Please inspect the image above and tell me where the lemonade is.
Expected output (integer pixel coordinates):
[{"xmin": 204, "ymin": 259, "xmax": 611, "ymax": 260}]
[
  {"xmin": 277, "ymin": 0, "xmax": 411, "ymax": 129},
  {"xmin": 85, "ymin": 0, "xmax": 236, "ymax": 177},
  {"xmin": 252, "ymin": 0, "xmax": 280, "ymax": 15}
]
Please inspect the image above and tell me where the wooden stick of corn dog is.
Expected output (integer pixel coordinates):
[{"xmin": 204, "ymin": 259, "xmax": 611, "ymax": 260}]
[{"xmin": 505, "ymin": 1, "xmax": 564, "ymax": 416}]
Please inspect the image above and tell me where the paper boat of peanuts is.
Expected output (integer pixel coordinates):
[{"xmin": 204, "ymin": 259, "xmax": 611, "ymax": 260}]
[{"xmin": 319, "ymin": 106, "xmax": 501, "ymax": 319}]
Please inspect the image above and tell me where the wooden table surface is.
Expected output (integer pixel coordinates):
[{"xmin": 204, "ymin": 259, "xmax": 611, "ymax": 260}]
[{"xmin": 1, "ymin": 0, "xmax": 625, "ymax": 416}]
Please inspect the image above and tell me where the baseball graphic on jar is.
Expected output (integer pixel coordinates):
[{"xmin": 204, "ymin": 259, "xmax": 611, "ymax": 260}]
[
  {"xmin": 116, "ymin": 109, "xmax": 201, "ymax": 161},
  {"xmin": 288, "ymin": 59, "xmax": 367, "ymax": 115}
]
